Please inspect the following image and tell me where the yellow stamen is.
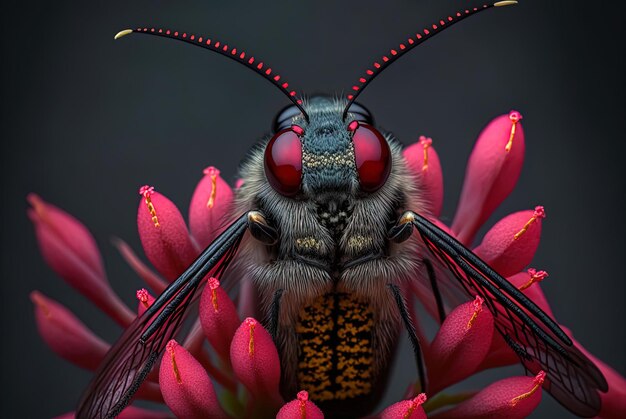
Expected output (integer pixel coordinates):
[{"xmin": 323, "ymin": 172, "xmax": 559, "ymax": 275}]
[
  {"xmin": 299, "ymin": 397, "xmax": 307, "ymax": 419},
  {"xmin": 248, "ymin": 319, "xmax": 256, "ymax": 357},
  {"xmin": 422, "ymin": 141, "xmax": 430, "ymax": 172},
  {"xmin": 144, "ymin": 195, "xmax": 160, "ymax": 227},
  {"xmin": 514, "ymin": 217, "xmax": 537, "ymax": 240},
  {"xmin": 467, "ymin": 295, "xmax": 484, "ymax": 329},
  {"xmin": 207, "ymin": 172, "xmax": 218, "ymax": 209},
  {"xmin": 467, "ymin": 311, "xmax": 480, "ymax": 329},
  {"xmin": 518, "ymin": 269, "xmax": 548, "ymax": 291},
  {"xmin": 504, "ymin": 113, "xmax": 521, "ymax": 154},
  {"xmin": 170, "ymin": 347, "xmax": 182, "ymax": 384},
  {"xmin": 518, "ymin": 278, "xmax": 536, "ymax": 291},
  {"xmin": 211, "ymin": 288, "xmax": 219, "ymax": 312},
  {"xmin": 510, "ymin": 371, "xmax": 546, "ymax": 406},
  {"xmin": 404, "ymin": 393, "xmax": 427, "ymax": 419}
]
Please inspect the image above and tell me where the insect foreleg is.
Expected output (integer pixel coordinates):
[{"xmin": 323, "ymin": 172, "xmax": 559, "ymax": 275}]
[
  {"xmin": 387, "ymin": 283, "xmax": 428, "ymax": 394},
  {"xmin": 267, "ymin": 288, "xmax": 284, "ymax": 340},
  {"xmin": 388, "ymin": 214, "xmax": 446, "ymax": 323}
]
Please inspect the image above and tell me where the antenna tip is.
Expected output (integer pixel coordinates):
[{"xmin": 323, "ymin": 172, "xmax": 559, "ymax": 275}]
[
  {"xmin": 494, "ymin": 0, "xmax": 518, "ymax": 6},
  {"xmin": 114, "ymin": 29, "xmax": 134, "ymax": 40}
]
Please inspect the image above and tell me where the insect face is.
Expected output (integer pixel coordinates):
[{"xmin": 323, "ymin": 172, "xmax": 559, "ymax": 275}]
[{"xmin": 265, "ymin": 97, "xmax": 392, "ymax": 207}]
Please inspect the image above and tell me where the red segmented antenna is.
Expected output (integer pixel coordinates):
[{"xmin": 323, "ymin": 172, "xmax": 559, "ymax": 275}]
[
  {"xmin": 114, "ymin": 27, "xmax": 309, "ymax": 121},
  {"xmin": 342, "ymin": 1, "xmax": 518, "ymax": 119}
]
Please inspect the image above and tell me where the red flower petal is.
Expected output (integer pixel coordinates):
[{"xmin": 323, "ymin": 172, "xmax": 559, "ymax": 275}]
[
  {"xmin": 452, "ymin": 111, "xmax": 525, "ymax": 244},
  {"xmin": 159, "ymin": 340, "xmax": 228, "ymax": 419},
  {"xmin": 427, "ymin": 296, "xmax": 494, "ymax": 393},
  {"xmin": 277, "ymin": 390, "xmax": 324, "ymax": 419},
  {"xmin": 189, "ymin": 167, "xmax": 234, "ymax": 250},
  {"xmin": 27, "ymin": 194, "xmax": 104, "ymax": 277},
  {"xmin": 28, "ymin": 195, "xmax": 134, "ymax": 326},
  {"xmin": 403, "ymin": 136, "xmax": 444, "ymax": 217},
  {"xmin": 381, "ymin": 393, "xmax": 427, "ymax": 419},
  {"xmin": 137, "ymin": 186, "xmax": 197, "ymax": 281},
  {"xmin": 199, "ymin": 277, "xmax": 240, "ymax": 362},
  {"xmin": 230, "ymin": 317, "xmax": 283, "ymax": 406},
  {"xmin": 432, "ymin": 371, "xmax": 545, "ymax": 419},
  {"xmin": 30, "ymin": 291, "xmax": 109, "ymax": 371},
  {"xmin": 474, "ymin": 207, "xmax": 545, "ymax": 278}
]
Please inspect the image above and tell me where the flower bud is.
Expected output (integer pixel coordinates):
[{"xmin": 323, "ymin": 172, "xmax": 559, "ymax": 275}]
[
  {"xmin": 474, "ymin": 207, "xmax": 545, "ymax": 278},
  {"xmin": 230, "ymin": 317, "xmax": 282, "ymax": 406},
  {"xmin": 28, "ymin": 194, "xmax": 134, "ymax": 326},
  {"xmin": 380, "ymin": 393, "xmax": 427, "ymax": 419},
  {"xmin": 427, "ymin": 296, "xmax": 494, "ymax": 393},
  {"xmin": 403, "ymin": 136, "xmax": 444, "ymax": 217},
  {"xmin": 159, "ymin": 340, "xmax": 228, "ymax": 419},
  {"xmin": 137, "ymin": 186, "xmax": 197, "ymax": 281},
  {"xmin": 189, "ymin": 167, "xmax": 234, "ymax": 249},
  {"xmin": 277, "ymin": 390, "xmax": 324, "ymax": 419},
  {"xmin": 30, "ymin": 291, "xmax": 109, "ymax": 371},
  {"xmin": 432, "ymin": 371, "xmax": 545, "ymax": 419},
  {"xmin": 199, "ymin": 278, "xmax": 240, "ymax": 362},
  {"xmin": 452, "ymin": 111, "xmax": 525, "ymax": 244}
]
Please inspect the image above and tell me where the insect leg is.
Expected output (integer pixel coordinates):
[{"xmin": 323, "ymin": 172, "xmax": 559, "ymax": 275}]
[
  {"xmin": 423, "ymin": 258, "xmax": 446, "ymax": 324},
  {"xmin": 267, "ymin": 288, "xmax": 284, "ymax": 340},
  {"xmin": 387, "ymin": 283, "xmax": 428, "ymax": 393},
  {"xmin": 388, "ymin": 214, "xmax": 446, "ymax": 323}
]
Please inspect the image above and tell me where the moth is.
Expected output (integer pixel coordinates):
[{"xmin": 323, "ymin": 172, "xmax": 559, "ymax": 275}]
[{"xmin": 76, "ymin": 2, "xmax": 608, "ymax": 418}]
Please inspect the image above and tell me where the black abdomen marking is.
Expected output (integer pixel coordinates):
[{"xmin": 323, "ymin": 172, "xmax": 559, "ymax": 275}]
[{"xmin": 296, "ymin": 293, "xmax": 375, "ymax": 412}]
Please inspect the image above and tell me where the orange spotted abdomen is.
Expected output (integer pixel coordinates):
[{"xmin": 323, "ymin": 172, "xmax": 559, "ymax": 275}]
[{"xmin": 296, "ymin": 293, "xmax": 379, "ymax": 416}]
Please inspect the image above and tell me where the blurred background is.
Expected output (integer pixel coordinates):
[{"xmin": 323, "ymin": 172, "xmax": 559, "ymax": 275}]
[{"xmin": 1, "ymin": 0, "xmax": 624, "ymax": 417}]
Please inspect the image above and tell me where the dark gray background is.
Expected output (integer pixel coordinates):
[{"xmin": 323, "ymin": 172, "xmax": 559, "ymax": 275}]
[{"xmin": 1, "ymin": 1, "xmax": 624, "ymax": 417}]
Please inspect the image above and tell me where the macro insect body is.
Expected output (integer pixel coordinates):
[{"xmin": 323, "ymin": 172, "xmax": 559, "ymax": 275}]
[{"xmin": 76, "ymin": 2, "xmax": 609, "ymax": 418}]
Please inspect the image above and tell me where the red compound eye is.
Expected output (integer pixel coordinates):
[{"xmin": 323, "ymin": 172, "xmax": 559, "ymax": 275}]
[
  {"xmin": 350, "ymin": 122, "xmax": 391, "ymax": 192},
  {"xmin": 264, "ymin": 126, "xmax": 303, "ymax": 196}
]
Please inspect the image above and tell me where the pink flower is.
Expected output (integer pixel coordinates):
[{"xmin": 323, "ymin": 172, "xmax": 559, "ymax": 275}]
[
  {"xmin": 30, "ymin": 290, "xmax": 109, "ymax": 371},
  {"xmin": 431, "ymin": 371, "xmax": 546, "ymax": 419},
  {"xmin": 189, "ymin": 166, "xmax": 235, "ymax": 249},
  {"xmin": 451, "ymin": 111, "xmax": 525, "ymax": 245},
  {"xmin": 159, "ymin": 339, "xmax": 229, "ymax": 419},
  {"xmin": 29, "ymin": 112, "xmax": 625, "ymax": 418},
  {"xmin": 426, "ymin": 296, "xmax": 494, "ymax": 394},
  {"xmin": 28, "ymin": 194, "xmax": 135, "ymax": 327},
  {"xmin": 230, "ymin": 318, "xmax": 283, "ymax": 410}
]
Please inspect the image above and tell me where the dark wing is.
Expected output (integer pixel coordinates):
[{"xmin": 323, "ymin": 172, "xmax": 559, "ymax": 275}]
[
  {"xmin": 76, "ymin": 213, "xmax": 250, "ymax": 419},
  {"xmin": 411, "ymin": 213, "xmax": 608, "ymax": 417}
]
